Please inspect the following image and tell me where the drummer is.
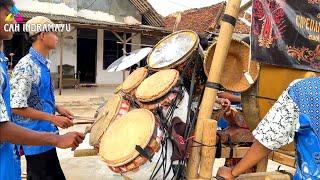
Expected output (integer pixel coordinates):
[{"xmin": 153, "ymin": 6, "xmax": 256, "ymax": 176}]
[
  {"xmin": 217, "ymin": 77, "xmax": 320, "ymax": 179},
  {"xmin": 9, "ymin": 16, "xmax": 81, "ymax": 179},
  {"xmin": 0, "ymin": 2, "xmax": 84, "ymax": 180}
]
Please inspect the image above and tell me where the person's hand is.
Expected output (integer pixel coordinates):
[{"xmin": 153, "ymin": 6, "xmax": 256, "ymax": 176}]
[
  {"xmin": 55, "ymin": 132, "xmax": 84, "ymax": 150},
  {"xmin": 56, "ymin": 105, "xmax": 74, "ymax": 119},
  {"xmin": 51, "ymin": 115, "xmax": 73, "ymax": 129},
  {"xmin": 220, "ymin": 98, "xmax": 231, "ymax": 111},
  {"xmin": 217, "ymin": 166, "xmax": 235, "ymax": 180}
]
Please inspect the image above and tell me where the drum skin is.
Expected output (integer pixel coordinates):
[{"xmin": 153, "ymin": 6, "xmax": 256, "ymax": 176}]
[
  {"xmin": 99, "ymin": 109, "xmax": 156, "ymax": 167},
  {"xmin": 242, "ymin": 64, "xmax": 319, "ymax": 152}
]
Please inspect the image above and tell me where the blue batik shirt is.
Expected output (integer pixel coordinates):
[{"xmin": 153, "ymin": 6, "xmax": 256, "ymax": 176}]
[
  {"xmin": 253, "ymin": 77, "xmax": 320, "ymax": 180},
  {"xmin": 10, "ymin": 47, "xmax": 58, "ymax": 155},
  {"xmin": 0, "ymin": 51, "xmax": 20, "ymax": 180}
]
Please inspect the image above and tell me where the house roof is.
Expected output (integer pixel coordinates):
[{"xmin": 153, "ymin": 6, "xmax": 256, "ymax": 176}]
[
  {"xmin": 20, "ymin": 11, "xmax": 169, "ymax": 36},
  {"xmin": 163, "ymin": 2, "xmax": 251, "ymax": 34},
  {"xmin": 128, "ymin": 0, "xmax": 164, "ymax": 27}
]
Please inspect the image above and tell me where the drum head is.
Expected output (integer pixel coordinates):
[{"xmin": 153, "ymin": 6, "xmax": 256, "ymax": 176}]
[
  {"xmin": 89, "ymin": 94, "xmax": 122, "ymax": 147},
  {"xmin": 106, "ymin": 48, "xmax": 152, "ymax": 72},
  {"xmin": 99, "ymin": 109, "xmax": 155, "ymax": 167},
  {"xmin": 135, "ymin": 69, "xmax": 179, "ymax": 102},
  {"xmin": 121, "ymin": 67, "xmax": 148, "ymax": 93},
  {"xmin": 147, "ymin": 30, "xmax": 199, "ymax": 69}
]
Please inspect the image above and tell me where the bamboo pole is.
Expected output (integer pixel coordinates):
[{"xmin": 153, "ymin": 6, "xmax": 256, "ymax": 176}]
[
  {"xmin": 199, "ymin": 119, "xmax": 217, "ymax": 179},
  {"xmin": 186, "ymin": 0, "xmax": 242, "ymax": 178}
]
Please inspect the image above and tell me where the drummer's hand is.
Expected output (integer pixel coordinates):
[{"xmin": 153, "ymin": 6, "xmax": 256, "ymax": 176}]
[
  {"xmin": 56, "ymin": 105, "xmax": 74, "ymax": 119},
  {"xmin": 51, "ymin": 115, "xmax": 73, "ymax": 129},
  {"xmin": 217, "ymin": 166, "xmax": 235, "ymax": 180},
  {"xmin": 54, "ymin": 132, "xmax": 84, "ymax": 150},
  {"xmin": 220, "ymin": 98, "xmax": 231, "ymax": 111}
]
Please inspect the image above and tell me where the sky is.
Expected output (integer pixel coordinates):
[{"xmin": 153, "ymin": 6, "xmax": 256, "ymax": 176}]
[{"xmin": 147, "ymin": 0, "xmax": 251, "ymax": 16}]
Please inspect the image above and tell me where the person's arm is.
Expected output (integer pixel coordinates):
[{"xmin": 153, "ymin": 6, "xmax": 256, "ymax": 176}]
[
  {"xmin": 56, "ymin": 105, "xmax": 74, "ymax": 119},
  {"xmin": 12, "ymin": 107, "xmax": 73, "ymax": 129},
  {"xmin": 218, "ymin": 92, "xmax": 241, "ymax": 103},
  {"xmin": 0, "ymin": 121, "xmax": 84, "ymax": 150},
  {"xmin": 10, "ymin": 61, "xmax": 72, "ymax": 128},
  {"xmin": 218, "ymin": 87, "xmax": 299, "ymax": 179}
]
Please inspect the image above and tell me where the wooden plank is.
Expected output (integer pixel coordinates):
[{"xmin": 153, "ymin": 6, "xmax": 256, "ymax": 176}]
[
  {"xmin": 235, "ymin": 172, "xmax": 293, "ymax": 180},
  {"xmin": 269, "ymin": 151, "xmax": 296, "ymax": 168},
  {"xmin": 112, "ymin": 31, "xmax": 124, "ymax": 42},
  {"xmin": 74, "ymin": 149, "xmax": 98, "ymax": 157}
]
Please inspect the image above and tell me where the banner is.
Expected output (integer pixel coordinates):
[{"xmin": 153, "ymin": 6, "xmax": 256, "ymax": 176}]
[{"xmin": 251, "ymin": 0, "xmax": 320, "ymax": 72}]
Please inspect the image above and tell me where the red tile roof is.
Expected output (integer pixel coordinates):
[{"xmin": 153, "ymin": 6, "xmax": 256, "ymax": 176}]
[{"xmin": 163, "ymin": 2, "xmax": 251, "ymax": 34}]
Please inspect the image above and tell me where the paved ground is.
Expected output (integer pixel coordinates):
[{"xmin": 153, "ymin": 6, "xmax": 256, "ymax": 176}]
[{"xmin": 20, "ymin": 87, "xmax": 295, "ymax": 180}]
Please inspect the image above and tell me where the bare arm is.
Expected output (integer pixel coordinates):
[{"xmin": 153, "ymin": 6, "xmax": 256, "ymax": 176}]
[
  {"xmin": 0, "ymin": 121, "xmax": 84, "ymax": 150},
  {"xmin": 12, "ymin": 107, "xmax": 54, "ymax": 122},
  {"xmin": 218, "ymin": 92, "xmax": 241, "ymax": 103},
  {"xmin": 232, "ymin": 141, "xmax": 271, "ymax": 176},
  {"xmin": 12, "ymin": 107, "xmax": 73, "ymax": 129},
  {"xmin": 0, "ymin": 121, "xmax": 57, "ymax": 145}
]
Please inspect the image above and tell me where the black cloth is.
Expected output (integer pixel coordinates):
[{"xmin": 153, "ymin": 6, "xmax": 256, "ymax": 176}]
[{"xmin": 25, "ymin": 148, "xmax": 66, "ymax": 180}]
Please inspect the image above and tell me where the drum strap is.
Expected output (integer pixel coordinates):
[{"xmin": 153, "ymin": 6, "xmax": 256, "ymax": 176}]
[
  {"xmin": 215, "ymin": 138, "xmax": 222, "ymax": 158},
  {"xmin": 222, "ymin": 14, "xmax": 237, "ymax": 27},
  {"xmin": 135, "ymin": 145, "xmax": 152, "ymax": 162},
  {"xmin": 206, "ymin": 81, "xmax": 227, "ymax": 91}
]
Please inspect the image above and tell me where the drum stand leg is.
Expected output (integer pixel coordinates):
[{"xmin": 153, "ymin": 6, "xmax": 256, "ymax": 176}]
[{"xmin": 186, "ymin": 0, "xmax": 242, "ymax": 179}]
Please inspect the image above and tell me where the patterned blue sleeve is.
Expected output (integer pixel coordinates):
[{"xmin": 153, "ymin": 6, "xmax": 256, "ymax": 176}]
[
  {"xmin": 0, "ymin": 68, "xmax": 9, "ymax": 122},
  {"xmin": 10, "ymin": 58, "xmax": 39, "ymax": 108}
]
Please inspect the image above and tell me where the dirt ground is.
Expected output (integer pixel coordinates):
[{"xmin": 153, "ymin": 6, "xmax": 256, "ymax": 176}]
[{"xmin": 19, "ymin": 87, "xmax": 295, "ymax": 180}]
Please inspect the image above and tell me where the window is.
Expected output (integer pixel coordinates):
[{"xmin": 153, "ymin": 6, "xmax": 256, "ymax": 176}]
[{"xmin": 103, "ymin": 31, "xmax": 131, "ymax": 70}]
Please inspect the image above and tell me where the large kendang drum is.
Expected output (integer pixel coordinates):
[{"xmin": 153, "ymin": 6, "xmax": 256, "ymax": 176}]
[{"xmin": 99, "ymin": 109, "xmax": 162, "ymax": 174}]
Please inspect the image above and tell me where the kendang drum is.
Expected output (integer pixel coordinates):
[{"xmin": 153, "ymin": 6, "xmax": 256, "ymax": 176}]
[
  {"xmin": 147, "ymin": 30, "xmax": 201, "ymax": 89},
  {"xmin": 203, "ymin": 39, "xmax": 260, "ymax": 92},
  {"xmin": 99, "ymin": 109, "xmax": 162, "ymax": 174},
  {"xmin": 120, "ymin": 67, "xmax": 148, "ymax": 100},
  {"xmin": 89, "ymin": 94, "xmax": 130, "ymax": 148},
  {"xmin": 135, "ymin": 69, "xmax": 184, "ymax": 114}
]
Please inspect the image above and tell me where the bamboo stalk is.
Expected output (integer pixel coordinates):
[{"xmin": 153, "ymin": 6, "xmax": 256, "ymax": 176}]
[
  {"xmin": 186, "ymin": 0, "xmax": 242, "ymax": 178},
  {"xmin": 199, "ymin": 119, "xmax": 217, "ymax": 179}
]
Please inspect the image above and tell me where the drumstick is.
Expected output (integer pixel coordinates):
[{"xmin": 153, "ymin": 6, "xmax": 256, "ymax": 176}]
[
  {"xmin": 57, "ymin": 115, "xmax": 95, "ymax": 124},
  {"xmin": 73, "ymin": 116, "xmax": 96, "ymax": 121}
]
